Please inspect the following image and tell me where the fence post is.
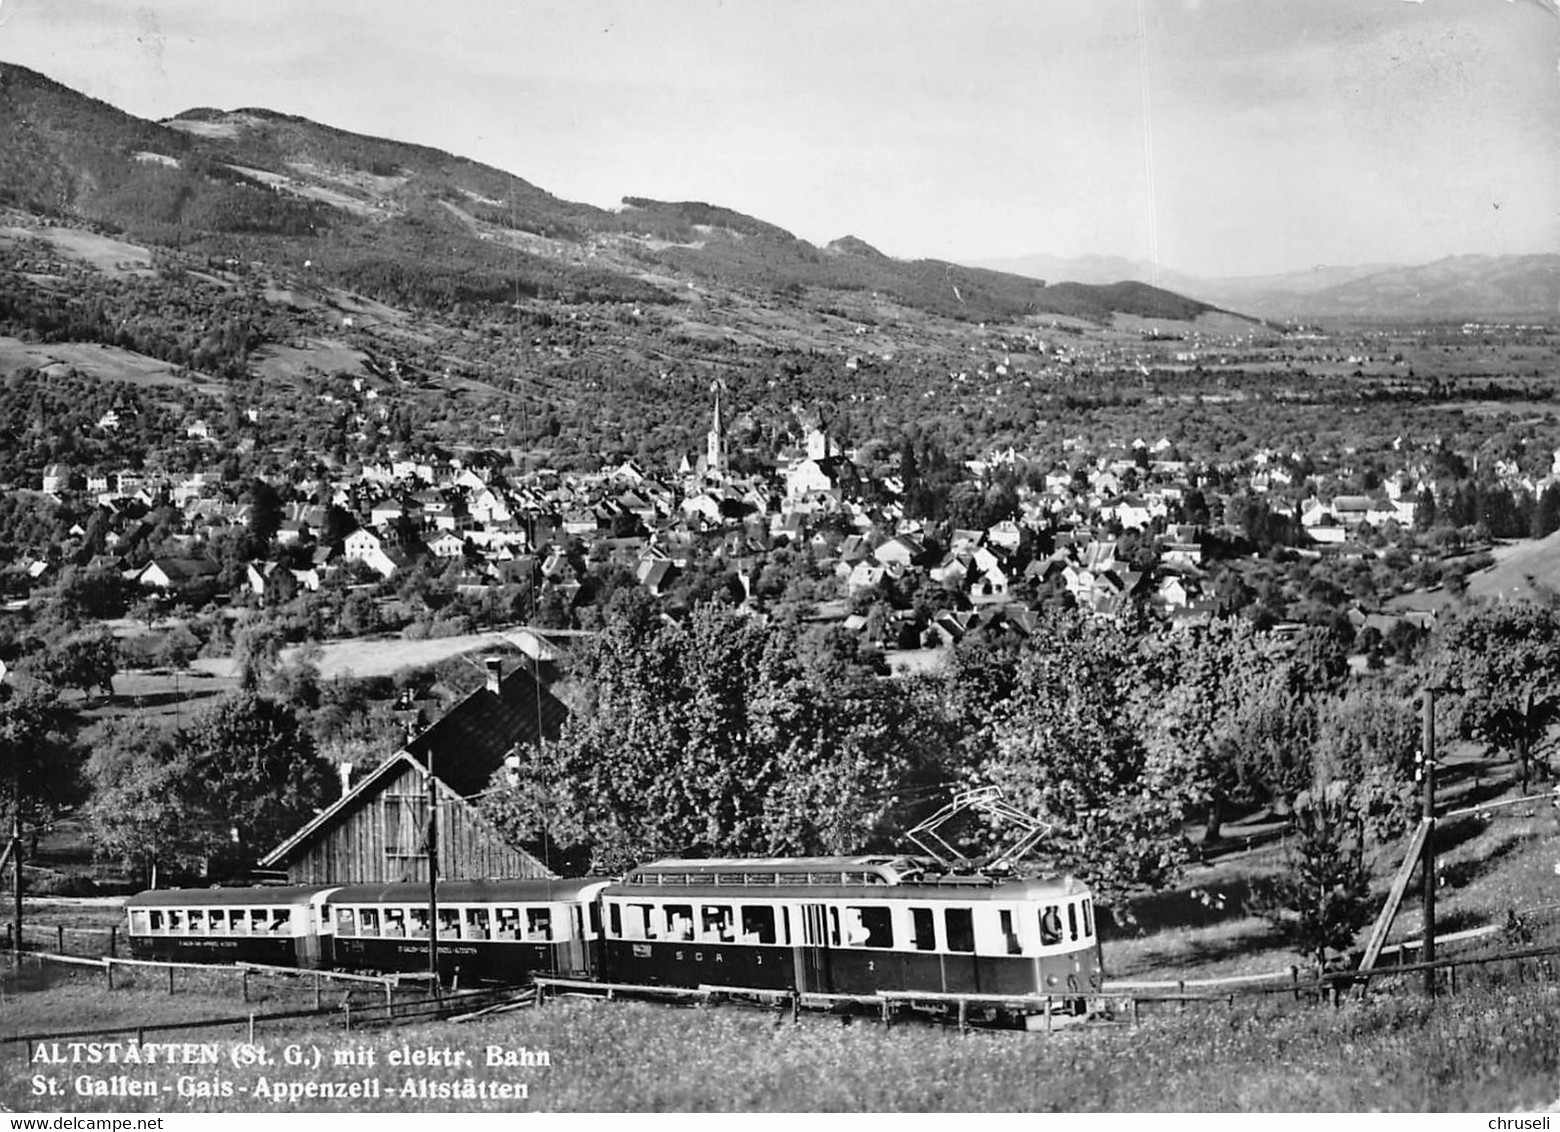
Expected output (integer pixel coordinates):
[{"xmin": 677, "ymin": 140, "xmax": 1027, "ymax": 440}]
[
  {"xmin": 1131, "ymin": 997, "xmax": 1140, "ymax": 1027},
  {"xmin": 56, "ymin": 925, "xmax": 63, "ymax": 954},
  {"xmin": 241, "ymin": 969, "xmax": 249, "ymax": 1004},
  {"xmin": 105, "ymin": 959, "xmax": 113, "ymax": 991},
  {"xmin": 109, "ymin": 926, "xmax": 117, "ymax": 958},
  {"xmin": 1177, "ymin": 980, "xmax": 1186, "ymax": 1012},
  {"xmin": 167, "ymin": 964, "xmax": 174, "ymax": 996},
  {"xmin": 313, "ymin": 971, "xmax": 321, "ymax": 1011},
  {"xmin": 385, "ymin": 980, "xmax": 394, "ymax": 1013},
  {"xmin": 1290, "ymin": 966, "xmax": 1299, "ymax": 1002},
  {"xmin": 344, "ymin": 1000, "xmax": 352, "ymax": 1033}
]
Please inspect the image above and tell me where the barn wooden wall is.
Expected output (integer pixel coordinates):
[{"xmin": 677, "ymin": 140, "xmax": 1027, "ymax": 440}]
[{"xmin": 282, "ymin": 762, "xmax": 554, "ymax": 884}]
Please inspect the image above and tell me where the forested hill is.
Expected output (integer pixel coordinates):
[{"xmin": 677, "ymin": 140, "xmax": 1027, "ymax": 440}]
[{"xmin": 0, "ymin": 60, "xmax": 1223, "ymax": 324}]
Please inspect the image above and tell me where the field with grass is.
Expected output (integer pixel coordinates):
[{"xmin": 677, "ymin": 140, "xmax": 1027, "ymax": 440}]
[{"xmin": 5, "ymin": 971, "xmax": 1560, "ymax": 1112}]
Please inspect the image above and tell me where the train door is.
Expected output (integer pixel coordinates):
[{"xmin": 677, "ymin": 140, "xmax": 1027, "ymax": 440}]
[
  {"xmin": 298, "ymin": 901, "xmax": 326, "ymax": 970},
  {"xmin": 564, "ymin": 905, "xmax": 587, "ymax": 974},
  {"xmin": 941, "ymin": 906, "xmax": 980, "ymax": 994},
  {"xmin": 792, "ymin": 903, "xmax": 832, "ymax": 994}
]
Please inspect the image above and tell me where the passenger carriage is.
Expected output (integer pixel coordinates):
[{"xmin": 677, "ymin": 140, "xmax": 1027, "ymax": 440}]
[
  {"xmin": 124, "ymin": 885, "xmax": 339, "ymax": 969},
  {"xmin": 597, "ymin": 856, "xmax": 1103, "ymax": 1010},
  {"xmin": 324, "ymin": 877, "xmax": 610, "ymax": 984}
]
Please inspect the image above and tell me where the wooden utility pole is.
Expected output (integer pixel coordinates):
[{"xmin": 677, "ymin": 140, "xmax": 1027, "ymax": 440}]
[
  {"xmin": 426, "ymin": 748, "xmax": 439, "ymax": 989},
  {"xmin": 1421, "ymin": 687, "xmax": 1437, "ymax": 997},
  {"xmin": 4, "ymin": 825, "xmax": 18, "ymax": 961}
]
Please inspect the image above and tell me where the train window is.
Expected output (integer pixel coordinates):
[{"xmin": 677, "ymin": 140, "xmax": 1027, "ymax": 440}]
[
  {"xmin": 828, "ymin": 906, "xmax": 841, "ymax": 946},
  {"xmin": 1039, "ymin": 905, "xmax": 1063, "ymax": 946},
  {"xmin": 621, "ymin": 903, "xmax": 651, "ymax": 940},
  {"xmin": 248, "ymin": 909, "xmax": 267, "ymax": 934},
  {"xmin": 383, "ymin": 908, "xmax": 406, "ymax": 937},
  {"xmin": 408, "ymin": 909, "xmax": 429, "ymax": 938},
  {"xmin": 664, "ymin": 904, "xmax": 693, "ymax": 941},
  {"xmin": 1082, "ymin": 899, "xmax": 1093, "ymax": 937},
  {"xmin": 1067, "ymin": 903, "xmax": 1078, "ymax": 942},
  {"xmin": 945, "ymin": 908, "xmax": 975, "ymax": 954},
  {"xmin": 188, "ymin": 910, "xmax": 206, "ymax": 934},
  {"xmin": 336, "ymin": 908, "xmax": 357, "ymax": 937},
  {"xmin": 527, "ymin": 908, "xmax": 553, "ymax": 942},
  {"xmin": 270, "ymin": 909, "xmax": 293, "ymax": 934},
  {"xmin": 226, "ymin": 910, "xmax": 246, "ymax": 934},
  {"xmin": 465, "ymin": 908, "xmax": 491, "ymax": 940},
  {"xmin": 608, "ymin": 903, "xmax": 622, "ymax": 938},
  {"xmin": 438, "ymin": 909, "xmax": 461, "ymax": 939},
  {"xmin": 495, "ymin": 907, "xmax": 521, "ymax": 940},
  {"xmin": 167, "ymin": 910, "xmax": 185, "ymax": 933},
  {"xmin": 740, "ymin": 905, "xmax": 776, "ymax": 944},
  {"xmin": 148, "ymin": 910, "xmax": 164, "ymax": 933},
  {"xmin": 845, "ymin": 906, "xmax": 893, "ymax": 949},
  {"xmin": 359, "ymin": 908, "xmax": 380, "ymax": 937},
  {"xmin": 999, "ymin": 909, "xmax": 1022, "ymax": 956},
  {"xmin": 700, "ymin": 905, "xmax": 734, "ymax": 942},
  {"xmin": 130, "ymin": 910, "xmax": 150, "ymax": 934},
  {"xmin": 781, "ymin": 907, "xmax": 792, "ymax": 945},
  {"xmin": 910, "ymin": 907, "xmax": 935, "ymax": 951}
]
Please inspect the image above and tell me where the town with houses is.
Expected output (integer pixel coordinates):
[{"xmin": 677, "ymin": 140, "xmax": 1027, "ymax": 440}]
[{"xmin": 13, "ymin": 373, "xmax": 1514, "ymax": 666}]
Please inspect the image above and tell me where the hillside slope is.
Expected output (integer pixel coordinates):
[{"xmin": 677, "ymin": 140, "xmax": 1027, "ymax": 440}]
[{"xmin": 0, "ymin": 60, "xmax": 1223, "ymax": 326}]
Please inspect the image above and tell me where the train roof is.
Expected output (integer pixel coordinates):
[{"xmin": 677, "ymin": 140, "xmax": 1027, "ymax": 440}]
[
  {"xmin": 619, "ymin": 856, "xmax": 1086, "ymax": 895},
  {"xmin": 328, "ymin": 877, "xmax": 609, "ymax": 905},
  {"xmin": 126, "ymin": 885, "xmax": 333, "ymax": 908}
]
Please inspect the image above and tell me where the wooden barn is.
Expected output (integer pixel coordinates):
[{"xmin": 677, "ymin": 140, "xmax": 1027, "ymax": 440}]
[{"xmin": 260, "ymin": 658, "xmax": 568, "ymax": 884}]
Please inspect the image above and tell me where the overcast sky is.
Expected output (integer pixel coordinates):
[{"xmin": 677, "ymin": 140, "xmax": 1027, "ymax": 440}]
[{"xmin": 1, "ymin": 0, "xmax": 1556, "ymax": 276}]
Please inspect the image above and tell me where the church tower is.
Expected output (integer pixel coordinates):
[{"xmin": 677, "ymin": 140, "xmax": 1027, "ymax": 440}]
[{"xmin": 706, "ymin": 381, "xmax": 728, "ymax": 477}]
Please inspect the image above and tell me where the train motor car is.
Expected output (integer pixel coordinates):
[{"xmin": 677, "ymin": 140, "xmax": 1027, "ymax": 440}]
[
  {"xmin": 124, "ymin": 885, "xmax": 340, "ymax": 969},
  {"xmin": 597, "ymin": 855, "xmax": 1103, "ymax": 1015},
  {"xmin": 325, "ymin": 877, "xmax": 610, "ymax": 984}
]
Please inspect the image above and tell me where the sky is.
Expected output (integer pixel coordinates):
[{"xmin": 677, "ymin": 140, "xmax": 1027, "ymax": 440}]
[{"xmin": 0, "ymin": 0, "xmax": 1557, "ymax": 277}]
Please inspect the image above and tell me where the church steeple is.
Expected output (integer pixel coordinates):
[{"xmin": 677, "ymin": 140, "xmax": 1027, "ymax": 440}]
[{"xmin": 706, "ymin": 380, "xmax": 727, "ymax": 477}]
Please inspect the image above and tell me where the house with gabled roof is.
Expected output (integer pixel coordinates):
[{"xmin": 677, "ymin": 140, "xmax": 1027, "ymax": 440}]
[{"xmin": 260, "ymin": 658, "xmax": 564, "ymax": 885}]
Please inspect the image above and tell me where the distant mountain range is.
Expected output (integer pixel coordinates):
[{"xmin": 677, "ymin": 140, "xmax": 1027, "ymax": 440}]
[
  {"xmin": 0, "ymin": 61, "xmax": 1222, "ymax": 327},
  {"xmin": 972, "ymin": 252, "xmax": 1560, "ymax": 322}
]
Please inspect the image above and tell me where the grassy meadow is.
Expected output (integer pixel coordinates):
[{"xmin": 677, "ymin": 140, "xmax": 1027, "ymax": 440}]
[{"xmin": 5, "ymin": 978, "xmax": 1560, "ymax": 1112}]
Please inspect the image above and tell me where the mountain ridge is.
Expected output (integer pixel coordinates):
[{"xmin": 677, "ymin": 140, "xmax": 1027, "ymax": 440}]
[
  {"xmin": 971, "ymin": 249, "xmax": 1560, "ymax": 321},
  {"xmin": 0, "ymin": 60, "xmax": 1227, "ymax": 327}
]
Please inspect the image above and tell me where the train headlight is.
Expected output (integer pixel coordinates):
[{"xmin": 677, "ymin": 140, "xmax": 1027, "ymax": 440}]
[{"xmin": 1046, "ymin": 975, "xmax": 1058, "ymax": 987}]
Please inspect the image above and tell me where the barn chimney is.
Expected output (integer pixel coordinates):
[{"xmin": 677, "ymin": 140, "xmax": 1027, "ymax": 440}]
[
  {"xmin": 485, "ymin": 657, "xmax": 503, "ymax": 694},
  {"xmin": 337, "ymin": 761, "xmax": 355, "ymax": 797}
]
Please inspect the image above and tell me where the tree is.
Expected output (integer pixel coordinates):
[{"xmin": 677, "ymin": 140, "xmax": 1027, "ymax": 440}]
[
  {"xmin": 0, "ymin": 682, "xmax": 81, "ymax": 838},
  {"xmin": 1431, "ymin": 602, "xmax": 1560, "ymax": 787},
  {"xmin": 84, "ymin": 718, "xmax": 219, "ymax": 887},
  {"xmin": 247, "ymin": 477, "xmax": 283, "ymax": 545},
  {"xmin": 1310, "ymin": 683, "xmax": 1419, "ymax": 842},
  {"xmin": 182, "ymin": 691, "xmax": 333, "ymax": 869},
  {"xmin": 977, "ymin": 611, "xmax": 1188, "ymax": 905},
  {"xmin": 1133, "ymin": 618, "xmax": 1295, "ymax": 841},
  {"xmin": 483, "ymin": 599, "xmax": 939, "ymax": 871},
  {"xmin": 27, "ymin": 628, "xmax": 118, "ymax": 699},
  {"xmin": 1256, "ymin": 781, "xmax": 1373, "ymax": 970}
]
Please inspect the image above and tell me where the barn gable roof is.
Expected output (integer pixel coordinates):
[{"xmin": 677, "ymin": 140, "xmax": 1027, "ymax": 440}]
[{"xmin": 403, "ymin": 662, "xmax": 569, "ymax": 796}]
